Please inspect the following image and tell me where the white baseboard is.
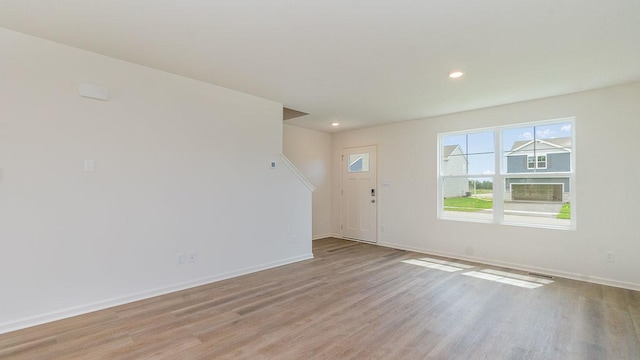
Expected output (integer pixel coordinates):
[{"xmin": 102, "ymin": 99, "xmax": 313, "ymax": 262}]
[
  {"xmin": 0, "ymin": 253, "xmax": 314, "ymax": 335},
  {"xmin": 377, "ymin": 240, "xmax": 640, "ymax": 292},
  {"xmin": 312, "ymin": 233, "xmax": 343, "ymax": 240}
]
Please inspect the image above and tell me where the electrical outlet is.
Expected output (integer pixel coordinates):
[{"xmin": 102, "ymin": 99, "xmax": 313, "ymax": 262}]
[
  {"xmin": 177, "ymin": 253, "xmax": 185, "ymax": 265},
  {"xmin": 188, "ymin": 250, "xmax": 197, "ymax": 262},
  {"xmin": 605, "ymin": 252, "xmax": 614, "ymax": 263}
]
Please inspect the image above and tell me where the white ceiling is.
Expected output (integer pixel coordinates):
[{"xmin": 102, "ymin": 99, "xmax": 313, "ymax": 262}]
[{"xmin": 1, "ymin": 0, "xmax": 639, "ymax": 132}]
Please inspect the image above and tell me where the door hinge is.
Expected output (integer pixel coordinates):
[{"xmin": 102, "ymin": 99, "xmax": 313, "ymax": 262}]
[
  {"xmin": 341, "ymin": 155, "xmax": 344, "ymax": 161},
  {"xmin": 341, "ymin": 224, "xmax": 343, "ymax": 230}
]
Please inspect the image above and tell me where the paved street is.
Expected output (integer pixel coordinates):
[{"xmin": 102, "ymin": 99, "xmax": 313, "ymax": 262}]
[
  {"xmin": 470, "ymin": 193, "xmax": 563, "ymax": 217},
  {"xmin": 503, "ymin": 201, "xmax": 563, "ymax": 216}
]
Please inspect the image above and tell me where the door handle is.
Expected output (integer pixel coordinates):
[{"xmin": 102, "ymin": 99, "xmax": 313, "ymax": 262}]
[
  {"xmin": 371, "ymin": 188, "xmax": 376, "ymax": 196},
  {"xmin": 371, "ymin": 199, "xmax": 376, "ymax": 203}
]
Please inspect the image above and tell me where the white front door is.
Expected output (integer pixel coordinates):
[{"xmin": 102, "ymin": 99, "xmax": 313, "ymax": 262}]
[{"xmin": 341, "ymin": 145, "xmax": 377, "ymax": 243}]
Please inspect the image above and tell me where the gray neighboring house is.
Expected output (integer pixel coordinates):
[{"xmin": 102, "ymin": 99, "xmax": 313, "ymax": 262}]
[
  {"xmin": 505, "ymin": 137, "xmax": 571, "ymax": 202},
  {"xmin": 442, "ymin": 145, "xmax": 469, "ymax": 198}
]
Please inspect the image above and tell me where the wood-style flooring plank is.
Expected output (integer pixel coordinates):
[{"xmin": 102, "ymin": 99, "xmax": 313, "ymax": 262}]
[{"xmin": 1, "ymin": 238, "xmax": 638, "ymax": 359}]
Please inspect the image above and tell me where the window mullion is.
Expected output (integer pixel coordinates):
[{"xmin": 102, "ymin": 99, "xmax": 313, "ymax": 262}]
[{"xmin": 493, "ymin": 129, "xmax": 504, "ymax": 223}]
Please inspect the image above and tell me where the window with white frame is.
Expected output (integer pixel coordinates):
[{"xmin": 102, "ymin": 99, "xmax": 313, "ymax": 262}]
[
  {"xmin": 438, "ymin": 118, "xmax": 575, "ymax": 229},
  {"xmin": 527, "ymin": 155, "xmax": 547, "ymax": 169},
  {"xmin": 527, "ymin": 156, "xmax": 535, "ymax": 169},
  {"xmin": 537, "ymin": 155, "xmax": 547, "ymax": 169}
]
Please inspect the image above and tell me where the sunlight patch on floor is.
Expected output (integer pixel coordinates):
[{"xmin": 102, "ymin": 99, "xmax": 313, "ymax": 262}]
[
  {"xmin": 401, "ymin": 256, "xmax": 553, "ymax": 288},
  {"xmin": 481, "ymin": 269, "xmax": 554, "ymax": 285},
  {"xmin": 417, "ymin": 257, "xmax": 476, "ymax": 269},
  {"xmin": 462, "ymin": 269, "xmax": 553, "ymax": 289},
  {"xmin": 401, "ymin": 258, "xmax": 474, "ymax": 272}
]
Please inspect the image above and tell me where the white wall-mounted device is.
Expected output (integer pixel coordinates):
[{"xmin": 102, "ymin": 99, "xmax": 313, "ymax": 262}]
[
  {"xmin": 84, "ymin": 160, "xmax": 95, "ymax": 172},
  {"xmin": 79, "ymin": 83, "xmax": 109, "ymax": 101}
]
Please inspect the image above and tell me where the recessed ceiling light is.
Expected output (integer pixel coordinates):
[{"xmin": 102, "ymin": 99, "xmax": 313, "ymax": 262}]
[
  {"xmin": 449, "ymin": 71, "xmax": 464, "ymax": 79},
  {"xmin": 331, "ymin": 122, "xmax": 340, "ymax": 126}
]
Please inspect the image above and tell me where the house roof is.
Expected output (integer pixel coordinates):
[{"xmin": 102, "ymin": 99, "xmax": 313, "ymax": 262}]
[
  {"xmin": 1, "ymin": 2, "xmax": 639, "ymax": 133},
  {"xmin": 508, "ymin": 137, "xmax": 572, "ymax": 154},
  {"xmin": 443, "ymin": 145, "xmax": 461, "ymax": 159}
]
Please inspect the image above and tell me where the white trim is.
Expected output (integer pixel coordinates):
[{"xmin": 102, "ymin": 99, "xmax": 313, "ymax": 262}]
[
  {"xmin": 0, "ymin": 253, "xmax": 313, "ymax": 335},
  {"xmin": 312, "ymin": 233, "xmax": 333, "ymax": 241},
  {"xmin": 327, "ymin": 234, "xmax": 377, "ymax": 244},
  {"xmin": 436, "ymin": 134, "xmax": 444, "ymax": 220},
  {"xmin": 501, "ymin": 171, "xmax": 573, "ymax": 177},
  {"xmin": 280, "ymin": 154, "xmax": 315, "ymax": 192},
  {"xmin": 507, "ymin": 138, "xmax": 571, "ymax": 157},
  {"xmin": 376, "ymin": 240, "xmax": 640, "ymax": 291},
  {"xmin": 438, "ymin": 215, "xmax": 493, "ymax": 225},
  {"xmin": 342, "ymin": 236, "xmax": 377, "ymax": 244},
  {"xmin": 341, "ymin": 236, "xmax": 377, "ymax": 245}
]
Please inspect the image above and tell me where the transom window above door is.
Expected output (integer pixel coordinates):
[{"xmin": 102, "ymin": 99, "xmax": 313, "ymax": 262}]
[{"xmin": 348, "ymin": 153, "xmax": 370, "ymax": 172}]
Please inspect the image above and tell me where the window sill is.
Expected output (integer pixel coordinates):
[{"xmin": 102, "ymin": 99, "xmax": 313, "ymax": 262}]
[{"xmin": 439, "ymin": 215, "xmax": 575, "ymax": 231}]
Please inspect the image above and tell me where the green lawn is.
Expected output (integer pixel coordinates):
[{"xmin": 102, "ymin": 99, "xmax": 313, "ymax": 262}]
[
  {"xmin": 446, "ymin": 198, "xmax": 571, "ymax": 219},
  {"xmin": 471, "ymin": 189, "xmax": 493, "ymax": 195},
  {"xmin": 557, "ymin": 203, "xmax": 571, "ymax": 219},
  {"xmin": 444, "ymin": 197, "xmax": 493, "ymax": 212}
]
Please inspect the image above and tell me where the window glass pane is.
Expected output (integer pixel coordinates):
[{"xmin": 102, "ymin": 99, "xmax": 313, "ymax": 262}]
[
  {"xmin": 504, "ymin": 177, "xmax": 570, "ymax": 226},
  {"xmin": 442, "ymin": 177, "xmax": 493, "ymax": 221},
  {"xmin": 503, "ymin": 126, "xmax": 535, "ymax": 173},
  {"xmin": 348, "ymin": 153, "xmax": 369, "ymax": 172},
  {"xmin": 467, "ymin": 131, "xmax": 494, "ymax": 155},
  {"xmin": 442, "ymin": 152, "xmax": 467, "ymax": 175},
  {"xmin": 467, "ymin": 153, "xmax": 495, "ymax": 175},
  {"xmin": 442, "ymin": 134, "xmax": 468, "ymax": 154},
  {"xmin": 535, "ymin": 122, "xmax": 572, "ymax": 141},
  {"xmin": 442, "ymin": 131, "xmax": 494, "ymax": 175},
  {"xmin": 503, "ymin": 123, "xmax": 572, "ymax": 173},
  {"xmin": 442, "ymin": 142, "xmax": 467, "ymax": 175}
]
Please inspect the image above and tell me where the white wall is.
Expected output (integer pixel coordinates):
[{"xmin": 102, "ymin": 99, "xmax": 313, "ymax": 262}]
[
  {"xmin": 283, "ymin": 124, "xmax": 332, "ymax": 239},
  {"xmin": 331, "ymin": 82, "xmax": 640, "ymax": 290},
  {"xmin": 0, "ymin": 28, "xmax": 312, "ymax": 333}
]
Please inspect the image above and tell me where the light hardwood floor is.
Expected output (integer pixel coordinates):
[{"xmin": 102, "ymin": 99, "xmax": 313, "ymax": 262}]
[{"xmin": 1, "ymin": 238, "xmax": 639, "ymax": 359}]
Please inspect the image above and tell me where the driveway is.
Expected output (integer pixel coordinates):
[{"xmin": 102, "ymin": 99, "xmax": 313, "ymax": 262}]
[
  {"xmin": 470, "ymin": 193, "xmax": 563, "ymax": 217},
  {"xmin": 503, "ymin": 201, "xmax": 563, "ymax": 217}
]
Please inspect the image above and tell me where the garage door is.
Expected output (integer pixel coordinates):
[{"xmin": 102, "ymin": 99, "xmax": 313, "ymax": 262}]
[{"xmin": 511, "ymin": 184, "xmax": 562, "ymax": 202}]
